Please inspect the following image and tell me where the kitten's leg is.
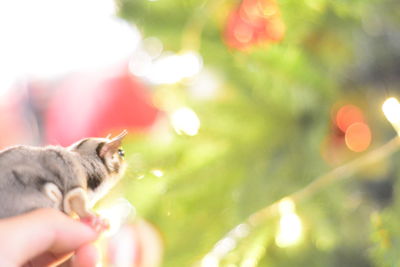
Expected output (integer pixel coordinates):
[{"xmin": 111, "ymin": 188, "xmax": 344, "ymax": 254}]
[
  {"xmin": 64, "ymin": 187, "xmax": 109, "ymax": 231},
  {"xmin": 63, "ymin": 187, "xmax": 92, "ymax": 217}
]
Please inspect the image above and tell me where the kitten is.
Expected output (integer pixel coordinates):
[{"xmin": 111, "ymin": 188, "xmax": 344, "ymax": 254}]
[{"xmin": 0, "ymin": 130, "xmax": 127, "ymax": 219}]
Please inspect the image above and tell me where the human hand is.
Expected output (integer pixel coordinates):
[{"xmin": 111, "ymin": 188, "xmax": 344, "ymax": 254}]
[{"xmin": 0, "ymin": 208, "xmax": 102, "ymax": 267}]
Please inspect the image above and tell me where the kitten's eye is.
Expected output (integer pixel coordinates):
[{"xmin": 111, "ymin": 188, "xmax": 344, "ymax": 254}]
[{"xmin": 118, "ymin": 148, "xmax": 125, "ymax": 157}]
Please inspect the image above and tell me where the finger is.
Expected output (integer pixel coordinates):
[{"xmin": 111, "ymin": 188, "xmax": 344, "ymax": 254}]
[
  {"xmin": 72, "ymin": 243, "xmax": 99, "ymax": 267},
  {"xmin": 25, "ymin": 251, "xmax": 72, "ymax": 267},
  {"xmin": 0, "ymin": 208, "xmax": 99, "ymax": 266}
]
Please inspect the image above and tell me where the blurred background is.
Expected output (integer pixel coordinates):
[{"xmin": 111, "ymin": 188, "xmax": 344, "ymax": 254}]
[{"xmin": 1, "ymin": 0, "xmax": 400, "ymax": 266}]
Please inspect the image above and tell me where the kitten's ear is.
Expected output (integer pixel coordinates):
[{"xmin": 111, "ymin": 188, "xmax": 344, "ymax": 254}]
[{"xmin": 99, "ymin": 130, "xmax": 128, "ymax": 157}]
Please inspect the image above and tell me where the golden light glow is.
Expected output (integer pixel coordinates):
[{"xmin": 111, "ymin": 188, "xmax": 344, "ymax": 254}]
[
  {"xmin": 278, "ymin": 197, "xmax": 295, "ymax": 214},
  {"xmin": 275, "ymin": 198, "xmax": 303, "ymax": 247},
  {"xmin": 170, "ymin": 107, "xmax": 201, "ymax": 136},
  {"xmin": 382, "ymin": 97, "xmax": 400, "ymax": 133},
  {"xmin": 96, "ymin": 198, "xmax": 135, "ymax": 237}
]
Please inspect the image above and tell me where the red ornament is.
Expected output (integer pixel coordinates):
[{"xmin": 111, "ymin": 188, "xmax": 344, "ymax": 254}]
[
  {"xmin": 224, "ymin": 0, "xmax": 285, "ymax": 50},
  {"xmin": 45, "ymin": 65, "xmax": 160, "ymax": 146}
]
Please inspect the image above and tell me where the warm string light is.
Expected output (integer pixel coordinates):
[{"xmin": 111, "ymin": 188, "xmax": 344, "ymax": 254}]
[
  {"xmin": 382, "ymin": 97, "xmax": 400, "ymax": 135},
  {"xmin": 275, "ymin": 198, "xmax": 303, "ymax": 247}
]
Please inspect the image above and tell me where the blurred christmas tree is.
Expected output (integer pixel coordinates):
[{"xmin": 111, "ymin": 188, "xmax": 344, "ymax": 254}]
[{"xmin": 109, "ymin": 0, "xmax": 400, "ymax": 266}]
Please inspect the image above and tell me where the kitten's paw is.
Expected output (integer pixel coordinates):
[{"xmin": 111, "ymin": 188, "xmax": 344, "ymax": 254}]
[{"xmin": 80, "ymin": 214, "xmax": 110, "ymax": 233}]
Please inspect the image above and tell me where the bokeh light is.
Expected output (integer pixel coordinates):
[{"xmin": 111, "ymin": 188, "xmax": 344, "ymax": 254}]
[
  {"xmin": 143, "ymin": 51, "xmax": 203, "ymax": 84},
  {"xmin": 335, "ymin": 104, "xmax": 364, "ymax": 132},
  {"xmin": 170, "ymin": 107, "xmax": 201, "ymax": 136},
  {"xmin": 188, "ymin": 69, "xmax": 220, "ymax": 100},
  {"xmin": 275, "ymin": 198, "xmax": 303, "ymax": 247},
  {"xmin": 151, "ymin": 169, "xmax": 164, "ymax": 178},
  {"xmin": 344, "ymin": 122, "xmax": 372, "ymax": 152},
  {"xmin": 278, "ymin": 197, "xmax": 295, "ymax": 214},
  {"xmin": 382, "ymin": 97, "xmax": 400, "ymax": 127}
]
